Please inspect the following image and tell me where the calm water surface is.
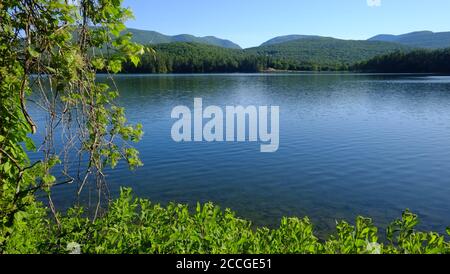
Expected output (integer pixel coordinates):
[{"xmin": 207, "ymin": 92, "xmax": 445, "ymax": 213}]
[{"xmin": 30, "ymin": 73, "xmax": 450, "ymax": 236}]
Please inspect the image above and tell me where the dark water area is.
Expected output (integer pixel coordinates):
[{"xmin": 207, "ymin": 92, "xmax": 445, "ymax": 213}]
[{"xmin": 28, "ymin": 73, "xmax": 450, "ymax": 236}]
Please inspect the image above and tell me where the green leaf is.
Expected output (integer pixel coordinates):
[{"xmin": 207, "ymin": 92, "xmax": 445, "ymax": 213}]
[
  {"xmin": 48, "ymin": 156, "xmax": 61, "ymax": 167},
  {"xmin": 24, "ymin": 137, "xmax": 36, "ymax": 151},
  {"xmin": 92, "ymin": 58, "xmax": 105, "ymax": 70},
  {"xmin": 108, "ymin": 59, "xmax": 122, "ymax": 73},
  {"xmin": 28, "ymin": 47, "xmax": 40, "ymax": 58},
  {"xmin": 42, "ymin": 174, "xmax": 56, "ymax": 185},
  {"xmin": 3, "ymin": 162, "xmax": 12, "ymax": 174},
  {"xmin": 129, "ymin": 55, "xmax": 140, "ymax": 67},
  {"xmin": 45, "ymin": 66, "xmax": 56, "ymax": 74}
]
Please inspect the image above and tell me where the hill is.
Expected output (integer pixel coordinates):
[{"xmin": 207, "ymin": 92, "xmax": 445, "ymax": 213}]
[
  {"xmin": 368, "ymin": 31, "xmax": 450, "ymax": 49},
  {"xmin": 124, "ymin": 28, "xmax": 242, "ymax": 49},
  {"xmin": 260, "ymin": 35, "xmax": 321, "ymax": 46},
  {"xmin": 121, "ymin": 37, "xmax": 416, "ymax": 73},
  {"xmin": 245, "ymin": 37, "xmax": 412, "ymax": 69}
]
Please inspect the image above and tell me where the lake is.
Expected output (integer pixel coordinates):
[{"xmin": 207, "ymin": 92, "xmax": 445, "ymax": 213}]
[{"xmin": 29, "ymin": 73, "xmax": 450, "ymax": 236}]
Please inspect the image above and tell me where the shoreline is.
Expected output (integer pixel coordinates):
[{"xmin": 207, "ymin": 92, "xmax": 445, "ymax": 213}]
[{"xmin": 94, "ymin": 71, "xmax": 448, "ymax": 76}]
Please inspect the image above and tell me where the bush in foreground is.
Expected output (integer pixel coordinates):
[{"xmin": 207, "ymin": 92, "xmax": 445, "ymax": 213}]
[{"xmin": 1, "ymin": 188, "xmax": 449, "ymax": 254}]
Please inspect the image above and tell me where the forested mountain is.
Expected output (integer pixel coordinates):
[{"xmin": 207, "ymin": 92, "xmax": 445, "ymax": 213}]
[
  {"xmin": 353, "ymin": 48, "xmax": 450, "ymax": 73},
  {"xmin": 124, "ymin": 28, "xmax": 242, "ymax": 49},
  {"xmin": 121, "ymin": 28, "xmax": 450, "ymax": 54},
  {"xmin": 121, "ymin": 37, "xmax": 416, "ymax": 73},
  {"xmin": 245, "ymin": 37, "xmax": 411, "ymax": 69},
  {"xmin": 368, "ymin": 31, "xmax": 450, "ymax": 49},
  {"xmin": 264, "ymin": 31, "xmax": 450, "ymax": 49},
  {"xmin": 260, "ymin": 35, "xmax": 321, "ymax": 46},
  {"xmin": 118, "ymin": 29, "xmax": 450, "ymax": 73},
  {"xmin": 122, "ymin": 42, "xmax": 268, "ymax": 73}
]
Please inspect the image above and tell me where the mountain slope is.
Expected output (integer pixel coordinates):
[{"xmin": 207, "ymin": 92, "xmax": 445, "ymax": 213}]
[
  {"xmin": 124, "ymin": 28, "xmax": 241, "ymax": 49},
  {"xmin": 246, "ymin": 37, "xmax": 412, "ymax": 68},
  {"xmin": 368, "ymin": 31, "xmax": 450, "ymax": 49},
  {"xmin": 260, "ymin": 35, "xmax": 321, "ymax": 46}
]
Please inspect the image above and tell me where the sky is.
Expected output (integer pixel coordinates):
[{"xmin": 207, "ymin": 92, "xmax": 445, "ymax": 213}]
[{"xmin": 122, "ymin": 0, "xmax": 450, "ymax": 48}]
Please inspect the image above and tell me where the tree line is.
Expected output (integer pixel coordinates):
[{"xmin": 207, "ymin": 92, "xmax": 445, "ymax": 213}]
[
  {"xmin": 121, "ymin": 42, "xmax": 450, "ymax": 74},
  {"xmin": 121, "ymin": 42, "xmax": 347, "ymax": 73},
  {"xmin": 353, "ymin": 49, "xmax": 450, "ymax": 73}
]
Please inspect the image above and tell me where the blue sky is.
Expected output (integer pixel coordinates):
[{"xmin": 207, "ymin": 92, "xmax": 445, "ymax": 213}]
[{"xmin": 123, "ymin": 0, "xmax": 450, "ymax": 48}]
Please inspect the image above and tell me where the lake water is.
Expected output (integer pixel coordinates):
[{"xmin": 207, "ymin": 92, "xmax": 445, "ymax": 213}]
[{"xmin": 29, "ymin": 73, "xmax": 450, "ymax": 236}]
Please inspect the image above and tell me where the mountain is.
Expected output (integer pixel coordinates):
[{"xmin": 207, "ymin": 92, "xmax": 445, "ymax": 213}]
[
  {"xmin": 368, "ymin": 31, "xmax": 450, "ymax": 49},
  {"xmin": 260, "ymin": 35, "xmax": 321, "ymax": 46},
  {"xmin": 245, "ymin": 37, "xmax": 411, "ymax": 68},
  {"xmin": 124, "ymin": 28, "xmax": 242, "ymax": 49},
  {"xmin": 119, "ymin": 30, "xmax": 446, "ymax": 73}
]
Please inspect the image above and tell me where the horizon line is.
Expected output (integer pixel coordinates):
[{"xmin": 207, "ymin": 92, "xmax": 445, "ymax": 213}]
[{"xmin": 123, "ymin": 26, "xmax": 448, "ymax": 49}]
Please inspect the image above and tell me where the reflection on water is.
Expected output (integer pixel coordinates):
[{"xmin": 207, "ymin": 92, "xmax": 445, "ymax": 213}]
[{"xmin": 28, "ymin": 73, "xmax": 450, "ymax": 236}]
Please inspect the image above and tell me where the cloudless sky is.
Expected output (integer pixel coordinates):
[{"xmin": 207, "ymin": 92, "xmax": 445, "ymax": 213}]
[{"xmin": 122, "ymin": 0, "xmax": 450, "ymax": 48}]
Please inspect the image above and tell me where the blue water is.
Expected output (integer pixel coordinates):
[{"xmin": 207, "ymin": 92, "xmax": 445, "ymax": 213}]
[{"xmin": 29, "ymin": 73, "xmax": 450, "ymax": 236}]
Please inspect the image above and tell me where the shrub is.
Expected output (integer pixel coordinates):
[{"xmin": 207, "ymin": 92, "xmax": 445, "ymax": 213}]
[{"xmin": 1, "ymin": 188, "xmax": 449, "ymax": 254}]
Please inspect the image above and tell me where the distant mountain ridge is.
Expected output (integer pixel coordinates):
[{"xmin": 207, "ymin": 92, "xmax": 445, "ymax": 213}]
[
  {"xmin": 118, "ymin": 28, "xmax": 450, "ymax": 72},
  {"xmin": 124, "ymin": 28, "xmax": 450, "ymax": 50},
  {"xmin": 368, "ymin": 31, "xmax": 450, "ymax": 49},
  {"xmin": 125, "ymin": 28, "xmax": 242, "ymax": 49},
  {"xmin": 261, "ymin": 31, "xmax": 450, "ymax": 49},
  {"xmin": 260, "ymin": 35, "xmax": 322, "ymax": 46},
  {"xmin": 246, "ymin": 37, "xmax": 411, "ymax": 68}
]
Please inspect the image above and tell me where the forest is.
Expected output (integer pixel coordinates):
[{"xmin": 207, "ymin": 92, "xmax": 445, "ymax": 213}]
[
  {"xmin": 121, "ymin": 40, "xmax": 449, "ymax": 73},
  {"xmin": 121, "ymin": 42, "xmax": 328, "ymax": 73},
  {"xmin": 245, "ymin": 37, "xmax": 410, "ymax": 69},
  {"xmin": 353, "ymin": 48, "xmax": 450, "ymax": 73},
  {"xmin": 121, "ymin": 39, "xmax": 450, "ymax": 74}
]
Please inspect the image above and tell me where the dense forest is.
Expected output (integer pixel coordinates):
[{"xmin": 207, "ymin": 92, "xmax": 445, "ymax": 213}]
[
  {"xmin": 121, "ymin": 38, "xmax": 415, "ymax": 73},
  {"xmin": 353, "ymin": 48, "xmax": 450, "ymax": 73},
  {"xmin": 245, "ymin": 37, "xmax": 411, "ymax": 69},
  {"xmin": 121, "ymin": 42, "xmax": 321, "ymax": 73},
  {"xmin": 117, "ymin": 28, "xmax": 450, "ymax": 74},
  {"xmin": 124, "ymin": 42, "xmax": 450, "ymax": 74},
  {"xmin": 123, "ymin": 42, "xmax": 264, "ymax": 73}
]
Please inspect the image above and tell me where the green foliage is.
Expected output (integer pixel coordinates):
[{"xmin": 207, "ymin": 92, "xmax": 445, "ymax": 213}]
[
  {"xmin": 245, "ymin": 37, "xmax": 412, "ymax": 70},
  {"xmin": 324, "ymin": 217, "xmax": 379, "ymax": 254},
  {"xmin": 1, "ymin": 188, "xmax": 448, "ymax": 254},
  {"xmin": 1, "ymin": 0, "xmax": 143, "ymax": 249},
  {"xmin": 121, "ymin": 41, "xmax": 345, "ymax": 73},
  {"xmin": 122, "ymin": 42, "xmax": 272, "ymax": 73},
  {"xmin": 121, "ymin": 37, "xmax": 414, "ymax": 73},
  {"xmin": 1, "ymin": 202, "xmax": 50, "ymax": 254},
  {"xmin": 260, "ymin": 35, "xmax": 321, "ymax": 47},
  {"xmin": 353, "ymin": 48, "xmax": 450, "ymax": 73}
]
